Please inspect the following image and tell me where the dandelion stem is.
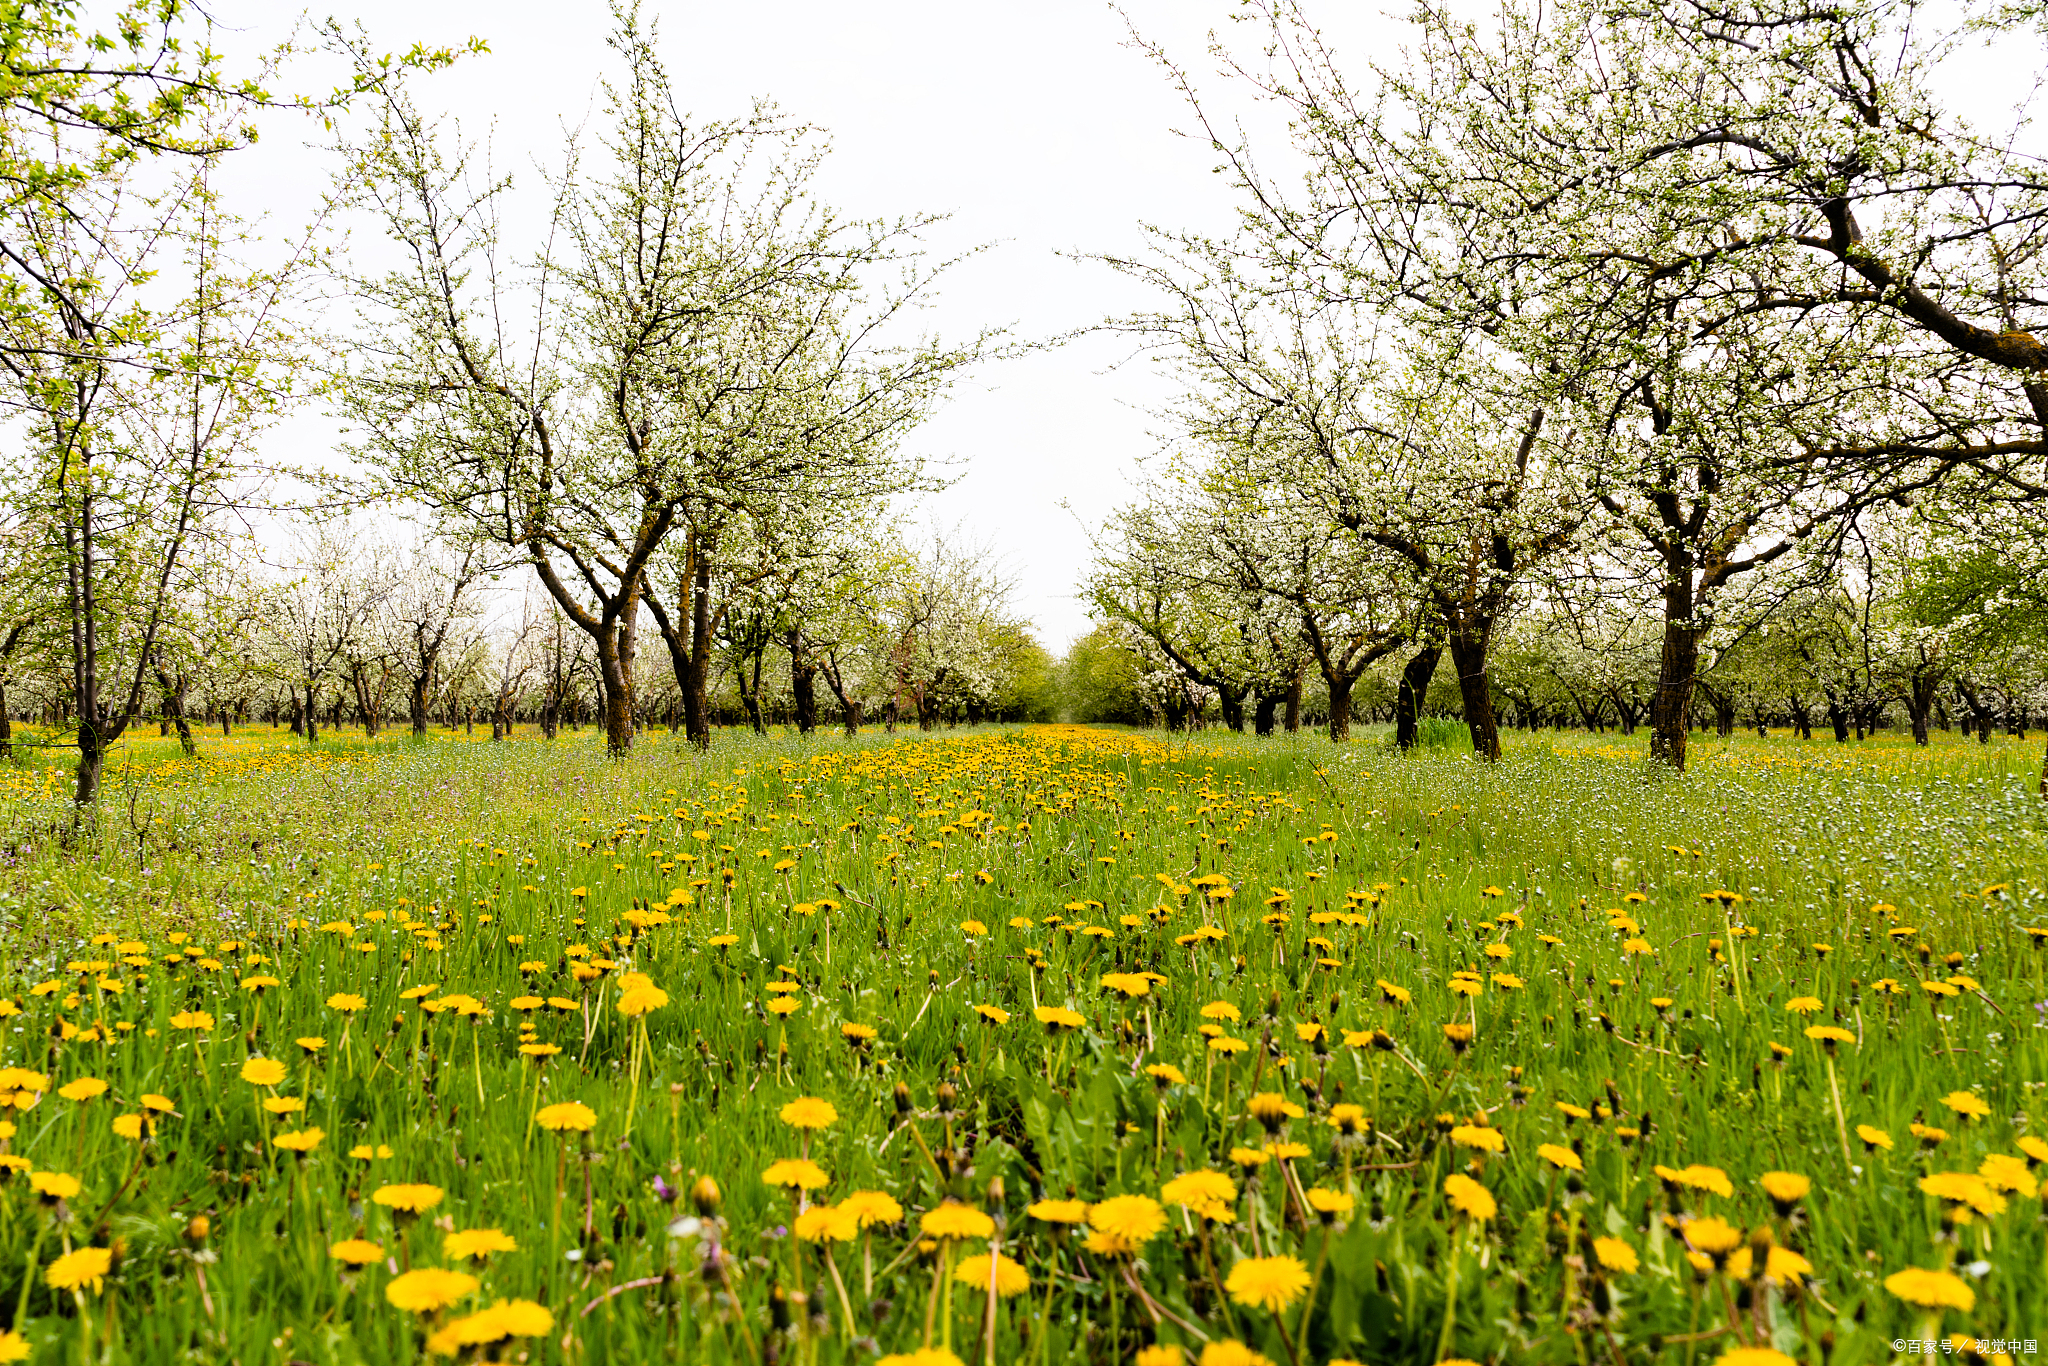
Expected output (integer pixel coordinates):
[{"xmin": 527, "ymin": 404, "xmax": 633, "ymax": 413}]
[
  {"xmin": 1435, "ymin": 1221, "xmax": 1463, "ymax": 1365},
  {"xmin": 1822, "ymin": 1053, "xmax": 1854, "ymax": 1174}
]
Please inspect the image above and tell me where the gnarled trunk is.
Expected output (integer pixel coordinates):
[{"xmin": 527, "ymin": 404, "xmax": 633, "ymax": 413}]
[
  {"xmin": 1447, "ymin": 632, "xmax": 1500, "ymax": 761},
  {"xmin": 1395, "ymin": 645, "xmax": 1441, "ymax": 751},
  {"xmin": 1217, "ymin": 686, "xmax": 1245, "ymax": 733},
  {"xmin": 1648, "ymin": 609, "xmax": 1702, "ymax": 771},
  {"xmin": 789, "ymin": 633, "xmax": 819, "ymax": 736}
]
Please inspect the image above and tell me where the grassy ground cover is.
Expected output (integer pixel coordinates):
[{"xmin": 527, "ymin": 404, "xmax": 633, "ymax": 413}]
[{"xmin": 0, "ymin": 722, "xmax": 2042, "ymax": 1365}]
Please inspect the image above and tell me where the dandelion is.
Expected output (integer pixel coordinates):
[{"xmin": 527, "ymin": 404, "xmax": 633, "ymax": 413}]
[
  {"xmin": 763, "ymin": 1159, "xmax": 831, "ymax": 1191},
  {"xmin": 1765, "ymin": 1247, "xmax": 1812, "ymax": 1282},
  {"xmin": 1304, "ymin": 1186, "xmax": 1354, "ymax": 1222},
  {"xmin": 1883, "ymin": 1267, "xmax": 1975, "ymax": 1312},
  {"xmin": 424, "ymin": 1299, "xmax": 553, "ymax": 1356},
  {"xmin": 838, "ymin": 1190, "xmax": 904, "ymax": 1227},
  {"xmin": 1162, "ymin": 1170, "xmax": 1237, "ymax": 1221},
  {"xmin": 1940, "ymin": 1090, "xmax": 1990, "ymax": 1121},
  {"xmin": 1085, "ymin": 1194, "xmax": 1166, "ymax": 1255},
  {"xmin": 330, "ymin": 1239, "xmax": 384, "ymax": 1266},
  {"xmin": 1591, "ymin": 1237, "xmax": 1638, "ymax": 1275},
  {"xmin": 1225, "ymin": 1255, "xmax": 1312, "ymax": 1312},
  {"xmin": 952, "ymin": 1251, "xmax": 1031, "ymax": 1296},
  {"xmin": 385, "ymin": 1266, "xmax": 480, "ymax": 1313},
  {"xmin": 240, "ymin": 1058, "xmax": 286, "ymax": 1087},
  {"xmin": 793, "ymin": 1204, "xmax": 860, "ymax": 1242},
  {"xmin": 443, "ymin": 1228, "xmax": 518, "ymax": 1260},
  {"xmin": 535, "ymin": 1102, "xmax": 596, "ymax": 1133},
  {"xmin": 1918, "ymin": 1172, "xmax": 2005, "ymax": 1218},
  {"xmin": 30, "ymin": 1171, "xmax": 80, "ymax": 1203},
  {"xmin": 1750, "ymin": 1172, "xmax": 1806, "ymax": 1214},
  {"xmin": 1680, "ymin": 1217, "xmax": 1745, "ymax": 1268},
  {"xmin": 778, "ymin": 1097, "xmax": 839, "ymax": 1130},
  {"xmin": 45, "ymin": 1246, "xmax": 113, "ymax": 1294},
  {"xmin": 1449, "ymin": 1124, "xmax": 1504, "ymax": 1154},
  {"xmin": 617, "ymin": 985, "xmax": 668, "ymax": 1017},
  {"xmin": 372, "ymin": 1184, "xmax": 446, "ymax": 1215},
  {"xmin": 1443, "ymin": 1175, "xmax": 1495, "ymax": 1221},
  {"xmin": 920, "ymin": 1201, "xmax": 996, "ymax": 1240},
  {"xmin": 1198, "ymin": 1344, "xmax": 1274, "ymax": 1366}
]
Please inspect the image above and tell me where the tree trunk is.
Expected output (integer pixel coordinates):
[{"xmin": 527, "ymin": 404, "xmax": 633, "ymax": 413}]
[
  {"xmin": 1283, "ymin": 668, "xmax": 1302, "ymax": 734},
  {"xmin": 1252, "ymin": 693, "xmax": 1279, "ymax": 737},
  {"xmin": 0, "ymin": 684, "xmax": 10, "ymax": 761},
  {"xmin": 1824, "ymin": 692, "xmax": 1849, "ymax": 742},
  {"xmin": 597, "ymin": 628, "xmax": 634, "ymax": 757},
  {"xmin": 410, "ymin": 673, "xmax": 432, "ymax": 739},
  {"xmin": 1395, "ymin": 646, "xmax": 1442, "ymax": 751},
  {"xmin": 1447, "ymin": 632, "xmax": 1501, "ymax": 761},
  {"xmin": 737, "ymin": 659, "xmax": 765, "ymax": 735},
  {"xmin": 75, "ymin": 719, "xmax": 105, "ymax": 805},
  {"xmin": 304, "ymin": 685, "xmax": 319, "ymax": 743},
  {"xmin": 1217, "ymin": 687, "xmax": 1246, "ymax": 733},
  {"xmin": 1905, "ymin": 670, "xmax": 1938, "ymax": 746},
  {"xmin": 682, "ymin": 543, "xmax": 713, "ymax": 750},
  {"xmin": 1956, "ymin": 681, "xmax": 1994, "ymax": 744},
  {"xmin": 1648, "ymin": 609, "xmax": 1702, "ymax": 771},
  {"xmin": 1326, "ymin": 675, "xmax": 1354, "ymax": 742},
  {"xmin": 156, "ymin": 670, "xmax": 195, "ymax": 758},
  {"xmin": 790, "ymin": 634, "xmax": 819, "ymax": 736}
]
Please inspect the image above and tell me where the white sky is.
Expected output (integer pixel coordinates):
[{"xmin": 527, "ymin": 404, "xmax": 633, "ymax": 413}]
[
  {"xmin": 204, "ymin": 1, "xmax": 2038, "ymax": 650},
  {"xmin": 204, "ymin": 0, "xmax": 1391, "ymax": 649}
]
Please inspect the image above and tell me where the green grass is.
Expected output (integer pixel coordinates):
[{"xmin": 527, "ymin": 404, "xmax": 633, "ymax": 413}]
[{"xmin": 0, "ymin": 721, "xmax": 2041, "ymax": 1365}]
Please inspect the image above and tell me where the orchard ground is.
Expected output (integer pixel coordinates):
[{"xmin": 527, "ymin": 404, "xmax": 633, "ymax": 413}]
[{"xmin": 0, "ymin": 721, "xmax": 2041, "ymax": 1365}]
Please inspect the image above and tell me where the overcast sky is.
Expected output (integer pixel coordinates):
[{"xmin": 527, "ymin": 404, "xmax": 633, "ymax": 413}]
[
  {"xmin": 205, "ymin": 1, "xmax": 2037, "ymax": 649},
  {"xmin": 203, "ymin": 0, "xmax": 1392, "ymax": 648}
]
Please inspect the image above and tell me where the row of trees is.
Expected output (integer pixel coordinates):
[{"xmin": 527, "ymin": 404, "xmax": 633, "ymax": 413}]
[
  {"xmin": 0, "ymin": 518, "xmax": 1054, "ymax": 757},
  {"xmin": 1079, "ymin": 0, "xmax": 2048, "ymax": 788},
  {"xmin": 0, "ymin": 2, "xmax": 1049, "ymax": 801}
]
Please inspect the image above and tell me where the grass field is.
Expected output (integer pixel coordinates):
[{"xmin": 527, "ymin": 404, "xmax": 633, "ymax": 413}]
[{"xmin": 0, "ymin": 721, "xmax": 2042, "ymax": 1366}]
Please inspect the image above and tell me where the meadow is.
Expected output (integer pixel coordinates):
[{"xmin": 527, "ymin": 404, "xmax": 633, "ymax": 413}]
[{"xmin": 0, "ymin": 720, "xmax": 2042, "ymax": 1366}]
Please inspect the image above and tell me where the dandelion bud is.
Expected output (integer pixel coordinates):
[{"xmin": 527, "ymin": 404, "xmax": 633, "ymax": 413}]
[
  {"xmin": 893, "ymin": 1082, "xmax": 913, "ymax": 1115},
  {"xmin": 935, "ymin": 1082, "xmax": 958, "ymax": 1116},
  {"xmin": 690, "ymin": 1175, "xmax": 722, "ymax": 1216},
  {"xmin": 185, "ymin": 1215, "xmax": 210, "ymax": 1243}
]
